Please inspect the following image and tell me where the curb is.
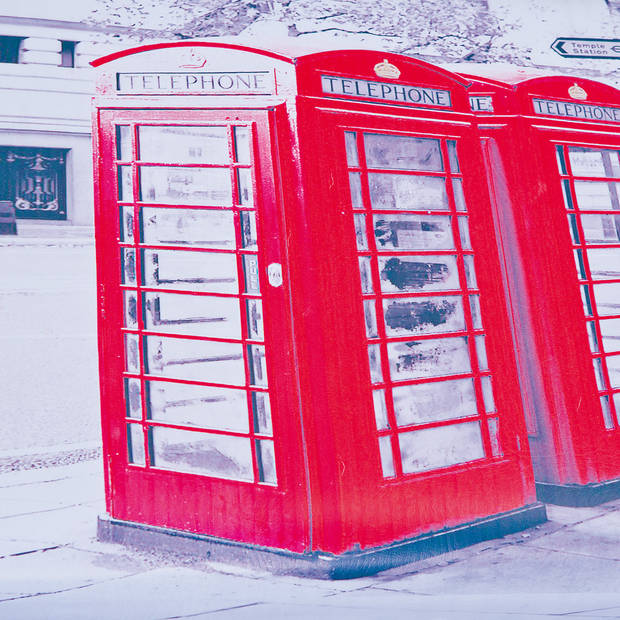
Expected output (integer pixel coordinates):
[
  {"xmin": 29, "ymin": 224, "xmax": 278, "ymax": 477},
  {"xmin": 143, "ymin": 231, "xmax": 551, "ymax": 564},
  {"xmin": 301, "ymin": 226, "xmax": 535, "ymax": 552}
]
[{"xmin": 0, "ymin": 443, "xmax": 102, "ymax": 473}]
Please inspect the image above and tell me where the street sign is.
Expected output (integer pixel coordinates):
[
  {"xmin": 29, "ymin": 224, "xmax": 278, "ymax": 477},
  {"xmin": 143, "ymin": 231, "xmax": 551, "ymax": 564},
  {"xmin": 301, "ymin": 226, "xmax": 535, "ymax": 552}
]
[{"xmin": 551, "ymin": 38, "xmax": 620, "ymax": 59}]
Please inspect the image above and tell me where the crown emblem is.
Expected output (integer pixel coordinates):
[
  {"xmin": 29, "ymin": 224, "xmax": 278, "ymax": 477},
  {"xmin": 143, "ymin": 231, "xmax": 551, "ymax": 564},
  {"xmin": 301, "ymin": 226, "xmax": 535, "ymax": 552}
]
[
  {"xmin": 568, "ymin": 83, "xmax": 587, "ymax": 100},
  {"xmin": 180, "ymin": 50, "xmax": 207, "ymax": 69},
  {"xmin": 374, "ymin": 59, "xmax": 401, "ymax": 79}
]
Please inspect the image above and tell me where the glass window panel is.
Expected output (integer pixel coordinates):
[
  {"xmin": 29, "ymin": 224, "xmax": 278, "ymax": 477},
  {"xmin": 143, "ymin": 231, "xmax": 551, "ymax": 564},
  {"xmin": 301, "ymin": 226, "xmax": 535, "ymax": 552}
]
[
  {"xmin": 354, "ymin": 213, "xmax": 368, "ymax": 250},
  {"xmin": 458, "ymin": 217, "xmax": 471, "ymax": 249},
  {"xmin": 452, "ymin": 178, "xmax": 467, "ymax": 212},
  {"xmin": 387, "ymin": 336, "xmax": 471, "ymax": 382},
  {"xmin": 393, "ymin": 377, "xmax": 476, "ymax": 426},
  {"xmin": 561, "ymin": 180, "xmax": 574, "ymax": 210},
  {"xmin": 141, "ymin": 207, "xmax": 236, "ymax": 248},
  {"xmin": 243, "ymin": 254, "xmax": 261, "ymax": 294},
  {"xmin": 121, "ymin": 248, "xmax": 137, "ymax": 286},
  {"xmin": 586, "ymin": 248, "xmax": 620, "ymax": 280},
  {"xmin": 555, "ymin": 145, "xmax": 567, "ymax": 175},
  {"xmin": 587, "ymin": 321, "xmax": 599, "ymax": 353},
  {"xmin": 373, "ymin": 389, "xmax": 389, "ymax": 430},
  {"xmin": 143, "ymin": 292, "xmax": 241, "ymax": 339},
  {"xmin": 147, "ymin": 380, "xmax": 249, "ymax": 432},
  {"xmin": 592, "ymin": 282, "xmax": 620, "ymax": 316},
  {"xmin": 488, "ymin": 417, "xmax": 502, "ymax": 457},
  {"xmin": 364, "ymin": 299, "xmax": 378, "ymax": 338},
  {"xmin": 378, "ymin": 255, "xmax": 459, "ymax": 293},
  {"xmin": 574, "ymin": 181, "xmax": 620, "ymax": 211},
  {"xmin": 118, "ymin": 165, "xmax": 133, "ymax": 201},
  {"xmin": 568, "ymin": 147, "xmax": 620, "ymax": 178},
  {"xmin": 359, "ymin": 256, "xmax": 374, "ymax": 294},
  {"xmin": 581, "ymin": 285, "xmax": 594, "ymax": 316},
  {"xmin": 399, "ymin": 421, "xmax": 484, "ymax": 473},
  {"xmin": 240, "ymin": 211, "xmax": 258, "ymax": 249},
  {"xmin": 144, "ymin": 336, "xmax": 245, "ymax": 384},
  {"xmin": 600, "ymin": 318, "xmax": 620, "ymax": 353},
  {"xmin": 140, "ymin": 166, "xmax": 232, "ymax": 206},
  {"xmin": 469, "ymin": 295, "xmax": 483, "ymax": 329},
  {"xmin": 344, "ymin": 132, "xmax": 359, "ymax": 167},
  {"xmin": 581, "ymin": 213, "xmax": 620, "ymax": 244},
  {"xmin": 373, "ymin": 214, "xmax": 454, "ymax": 251},
  {"xmin": 481, "ymin": 376, "xmax": 495, "ymax": 412},
  {"xmin": 614, "ymin": 392, "xmax": 620, "ymax": 425},
  {"xmin": 120, "ymin": 206, "xmax": 134, "ymax": 243},
  {"xmin": 383, "ymin": 295, "xmax": 465, "ymax": 337},
  {"xmin": 234, "ymin": 126, "xmax": 251, "ymax": 164},
  {"xmin": 142, "ymin": 249, "xmax": 238, "ymax": 294},
  {"xmin": 476, "ymin": 335, "xmax": 488, "ymax": 371},
  {"xmin": 369, "ymin": 174, "xmax": 448, "ymax": 211},
  {"xmin": 138, "ymin": 126, "xmax": 229, "ymax": 164},
  {"xmin": 252, "ymin": 391, "xmax": 272, "ymax": 435},
  {"xmin": 248, "ymin": 344, "xmax": 268, "ymax": 387},
  {"xmin": 247, "ymin": 298, "xmax": 264, "ymax": 341},
  {"xmin": 574, "ymin": 249, "xmax": 586, "ymax": 279},
  {"xmin": 124, "ymin": 378, "xmax": 142, "ymax": 419},
  {"xmin": 125, "ymin": 333, "xmax": 140, "ymax": 374},
  {"xmin": 123, "ymin": 290, "xmax": 138, "ymax": 329},
  {"xmin": 464, "ymin": 255, "xmax": 477, "ymax": 289},
  {"xmin": 150, "ymin": 427, "xmax": 253, "ymax": 481},
  {"xmin": 378, "ymin": 435, "xmax": 395, "ymax": 478},
  {"xmin": 116, "ymin": 125, "xmax": 132, "ymax": 160},
  {"xmin": 364, "ymin": 134, "xmax": 443, "ymax": 171},
  {"xmin": 592, "ymin": 357, "xmax": 605, "ymax": 390},
  {"xmin": 256, "ymin": 439, "xmax": 277, "ymax": 484},
  {"xmin": 236, "ymin": 168, "xmax": 253, "ymax": 206},
  {"xmin": 368, "ymin": 344, "xmax": 383, "ymax": 384},
  {"xmin": 127, "ymin": 423, "xmax": 145, "ymax": 465},
  {"xmin": 567, "ymin": 214, "xmax": 580, "ymax": 244},
  {"xmin": 607, "ymin": 354, "xmax": 620, "ymax": 389},
  {"xmin": 447, "ymin": 140, "xmax": 460, "ymax": 173},
  {"xmin": 349, "ymin": 172, "xmax": 363, "ymax": 208},
  {"xmin": 600, "ymin": 395, "xmax": 614, "ymax": 429}
]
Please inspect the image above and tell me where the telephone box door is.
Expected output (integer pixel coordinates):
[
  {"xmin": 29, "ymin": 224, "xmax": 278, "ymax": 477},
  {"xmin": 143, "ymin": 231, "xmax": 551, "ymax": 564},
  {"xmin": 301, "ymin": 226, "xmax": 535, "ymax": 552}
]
[{"xmin": 94, "ymin": 108, "xmax": 308, "ymax": 551}]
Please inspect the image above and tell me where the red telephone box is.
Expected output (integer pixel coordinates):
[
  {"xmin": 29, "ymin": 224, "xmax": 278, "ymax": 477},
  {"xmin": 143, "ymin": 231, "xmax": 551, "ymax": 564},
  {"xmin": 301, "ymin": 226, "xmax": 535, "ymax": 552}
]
[
  {"xmin": 91, "ymin": 42, "xmax": 544, "ymax": 577},
  {"xmin": 458, "ymin": 69, "xmax": 620, "ymax": 505}
]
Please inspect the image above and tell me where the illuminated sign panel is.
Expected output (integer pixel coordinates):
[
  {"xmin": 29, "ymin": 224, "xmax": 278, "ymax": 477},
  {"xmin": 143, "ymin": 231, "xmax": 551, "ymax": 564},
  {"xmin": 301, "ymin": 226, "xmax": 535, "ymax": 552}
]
[{"xmin": 532, "ymin": 98, "xmax": 620, "ymax": 123}]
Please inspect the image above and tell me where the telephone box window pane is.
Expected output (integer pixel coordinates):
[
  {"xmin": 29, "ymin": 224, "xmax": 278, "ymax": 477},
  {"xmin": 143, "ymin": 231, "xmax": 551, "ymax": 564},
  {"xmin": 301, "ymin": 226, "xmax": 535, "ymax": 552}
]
[
  {"xmin": 387, "ymin": 337, "xmax": 471, "ymax": 381},
  {"xmin": 118, "ymin": 166, "xmax": 133, "ymax": 201},
  {"xmin": 586, "ymin": 248, "xmax": 620, "ymax": 280},
  {"xmin": 581, "ymin": 214, "xmax": 620, "ymax": 244},
  {"xmin": 458, "ymin": 217, "xmax": 471, "ymax": 249},
  {"xmin": 593, "ymin": 282, "xmax": 620, "ymax": 316},
  {"xmin": 252, "ymin": 391, "xmax": 272, "ymax": 435},
  {"xmin": 150, "ymin": 427, "xmax": 253, "ymax": 481},
  {"xmin": 243, "ymin": 255, "xmax": 261, "ymax": 294},
  {"xmin": 368, "ymin": 344, "xmax": 383, "ymax": 383},
  {"xmin": 393, "ymin": 377, "xmax": 476, "ymax": 426},
  {"xmin": 452, "ymin": 178, "xmax": 467, "ymax": 212},
  {"xmin": 349, "ymin": 172, "xmax": 363, "ymax": 208},
  {"xmin": 464, "ymin": 255, "xmax": 477, "ymax": 289},
  {"xmin": 123, "ymin": 291, "xmax": 138, "ymax": 329},
  {"xmin": 574, "ymin": 249, "xmax": 586, "ymax": 279},
  {"xmin": 567, "ymin": 214, "xmax": 581, "ymax": 244},
  {"xmin": 587, "ymin": 321, "xmax": 599, "ymax": 353},
  {"xmin": 233, "ymin": 126, "xmax": 251, "ymax": 164},
  {"xmin": 600, "ymin": 395, "xmax": 614, "ymax": 429},
  {"xmin": 399, "ymin": 421, "xmax": 484, "ymax": 474},
  {"xmin": 138, "ymin": 126, "xmax": 229, "ymax": 164},
  {"xmin": 146, "ymin": 380, "xmax": 249, "ymax": 432},
  {"xmin": 236, "ymin": 168, "xmax": 253, "ymax": 206},
  {"xmin": 256, "ymin": 439, "xmax": 277, "ymax": 484},
  {"xmin": 144, "ymin": 336, "xmax": 245, "ymax": 384},
  {"xmin": 140, "ymin": 166, "xmax": 232, "ymax": 206},
  {"xmin": 561, "ymin": 180, "xmax": 574, "ymax": 210},
  {"xmin": 248, "ymin": 344, "xmax": 268, "ymax": 387},
  {"xmin": 481, "ymin": 376, "xmax": 495, "ymax": 412},
  {"xmin": 581, "ymin": 285, "xmax": 594, "ymax": 316},
  {"xmin": 240, "ymin": 211, "xmax": 258, "ymax": 249},
  {"xmin": 121, "ymin": 248, "xmax": 137, "ymax": 285},
  {"xmin": 120, "ymin": 206, "xmax": 134, "ymax": 242},
  {"xmin": 383, "ymin": 296, "xmax": 465, "ymax": 337},
  {"xmin": 475, "ymin": 335, "xmax": 488, "ymax": 371},
  {"xmin": 555, "ymin": 145, "xmax": 567, "ymax": 175},
  {"xmin": 141, "ymin": 207, "xmax": 236, "ymax": 248},
  {"xmin": 600, "ymin": 319, "xmax": 620, "ymax": 353},
  {"xmin": 116, "ymin": 126, "xmax": 132, "ymax": 160},
  {"xmin": 369, "ymin": 174, "xmax": 448, "ymax": 211},
  {"xmin": 373, "ymin": 389, "xmax": 389, "ymax": 430},
  {"xmin": 607, "ymin": 355, "xmax": 620, "ymax": 389},
  {"xmin": 246, "ymin": 299, "xmax": 264, "ymax": 341},
  {"xmin": 378, "ymin": 435, "xmax": 396, "ymax": 478},
  {"xmin": 574, "ymin": 181, "xmax": 620, "ymax": 211},
  {"xmin": 359, "ymin": 256, "xmax": 374, "ymax": 293},
  {"xmin": 125, "ymin": 333, "xmax": 140, "ymax": 373},
  {"xmin": 469, "ymin": 295, "xmax": 483, "ymax": 329},
  {"xmin": 143, "ymin": 292, "xmax": 241, "ymax": 339},
  {"xmin": 568, "ymin": 147, "xmax": 620, "ymax": 178},
  {"xmin": 364, "ymin": 299, "xmax": 378, "ymax": 338},
  {"xmin": 593, "ymin": 357, "xmax": 605, "ymax": 390},
  {"xmin": 447, "ymin": 140, "xmax": 460, "ymax": 173},
  {"xmin": 344, "ymin": 132, "xmax": 359, "ymax": 167},
  {"xmin": 364, "ymin": 134, "xmax": 443, "ymax": 171},
  {"xmin": 487, "ymin": 418, "xmax": 502, "ymax": 457},
  {"xmin": 142, "ymin": 249, "xmax": 238, "ymax": 294},
  {"xmin": 373, "ymin": 214, "xmax": 454, "ymax": 251},
  {"xmin": 354, "ymin": 214, "xmax": 368, "ymax": 249},
  {"xmin": 127, "ymin": 423, "xmax": 145, "ymax": 465},
  {"xmin": 614, "ymin": 393, "xmax": 620, "ymax": 424},
  {"xmin": 378, "ymin": 255, "xmax": 459, "ymax": 293},
  {"xmin": 124, "ymin": 378, "xmax": 142, "ymax": 419}
]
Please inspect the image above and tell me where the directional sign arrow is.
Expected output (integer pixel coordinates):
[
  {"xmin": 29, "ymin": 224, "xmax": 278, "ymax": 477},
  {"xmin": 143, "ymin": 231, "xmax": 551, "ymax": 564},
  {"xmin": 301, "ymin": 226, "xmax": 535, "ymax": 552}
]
[{"xmin": 551, "ymin": 38, "xmax": 620, "ymax": 59}]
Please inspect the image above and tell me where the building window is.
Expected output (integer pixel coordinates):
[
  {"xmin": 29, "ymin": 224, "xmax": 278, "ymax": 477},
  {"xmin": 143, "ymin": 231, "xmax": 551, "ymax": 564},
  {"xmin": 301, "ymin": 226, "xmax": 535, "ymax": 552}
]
[
  {"xmin": 0, "ymin": 147, "xmax": 68, "ymax": 220},
  {"xmin": 0, "ymin": 36, "xmax": 24, "ymax": 64},
  {"xmin": 60, "ymin": 41, "xmax": 76, "ymax": 67}
]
